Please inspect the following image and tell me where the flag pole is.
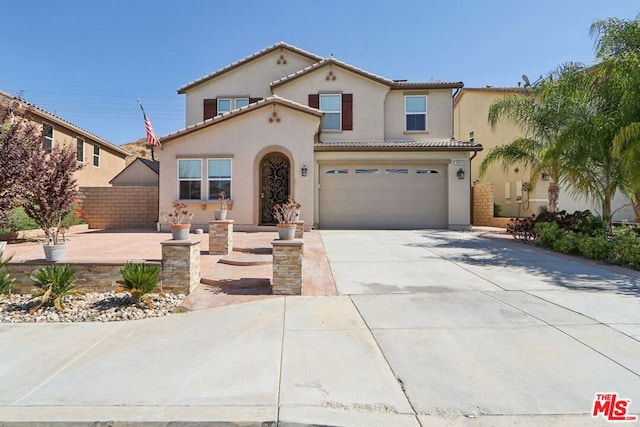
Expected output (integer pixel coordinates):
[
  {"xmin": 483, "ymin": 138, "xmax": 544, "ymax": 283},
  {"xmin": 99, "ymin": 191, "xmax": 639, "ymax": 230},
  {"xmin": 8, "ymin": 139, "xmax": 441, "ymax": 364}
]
[{"xmin": 137, "ymin": 99, "xmax": 159, "ymax": 160}]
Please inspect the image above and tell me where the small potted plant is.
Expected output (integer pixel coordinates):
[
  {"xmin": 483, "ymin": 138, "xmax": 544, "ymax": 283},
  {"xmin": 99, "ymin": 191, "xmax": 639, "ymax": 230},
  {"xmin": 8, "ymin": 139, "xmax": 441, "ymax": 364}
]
[
  {"xmin": 272, "ymin": 196, "xmax": 301, "ymax": 240},
  {"xmin": 162, "ymin": 201, "xmax": 193, "ymax": 240},
  {"xmin": 215, "ymin": 190, "xmax": 229, "ymax": 220}
]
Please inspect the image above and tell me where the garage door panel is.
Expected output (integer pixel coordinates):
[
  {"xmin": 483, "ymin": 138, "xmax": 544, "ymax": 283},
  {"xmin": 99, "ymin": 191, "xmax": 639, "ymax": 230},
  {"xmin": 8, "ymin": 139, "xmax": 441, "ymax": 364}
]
[{"xmin": 319, "ymin": 164, "xmax": 448, "ymax": 229}]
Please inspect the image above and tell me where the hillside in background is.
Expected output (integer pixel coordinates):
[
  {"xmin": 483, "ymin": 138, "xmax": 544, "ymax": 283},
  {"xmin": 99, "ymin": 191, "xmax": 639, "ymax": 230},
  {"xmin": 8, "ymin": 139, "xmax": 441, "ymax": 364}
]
[{"xmin": 120, "ymin": 138, "xmax": 159, "ymax": 164}]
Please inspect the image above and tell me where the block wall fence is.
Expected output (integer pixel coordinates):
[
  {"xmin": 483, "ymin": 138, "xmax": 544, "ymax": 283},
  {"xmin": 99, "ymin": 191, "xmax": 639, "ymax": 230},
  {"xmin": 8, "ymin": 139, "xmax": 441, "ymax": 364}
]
[
  {"xmin": 77, "ymin": 186, "xmax": 158, "ymax": 229},
  {"xmin": 472, "ymin": 183, "xmax": 512, "ymax": 228}
]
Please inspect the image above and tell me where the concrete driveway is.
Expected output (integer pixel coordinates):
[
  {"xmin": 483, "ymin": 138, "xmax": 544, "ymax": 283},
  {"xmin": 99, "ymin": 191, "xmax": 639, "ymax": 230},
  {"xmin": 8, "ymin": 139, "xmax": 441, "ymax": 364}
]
[
  {"xmin": 1, "ymin": 229, "xmax": 639, "ymax": 426},
  {"xmin": 321, "ymin": 229, "xmax": 640, "ymax": 422}
]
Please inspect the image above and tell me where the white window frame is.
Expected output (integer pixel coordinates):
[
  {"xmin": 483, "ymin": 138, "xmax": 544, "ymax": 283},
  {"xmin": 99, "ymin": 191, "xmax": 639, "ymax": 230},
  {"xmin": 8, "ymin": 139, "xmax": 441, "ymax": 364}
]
[
  {"xmin": 405, "ymin": 95, "xmax": 428, "ymax": 132},
  {"xmin": 42, "ymin": 122, "xmax": 54, "ymax": 152},
  {"xmin": 76, "ymin": 137, "xmax": 85, "ymax": 163},
  {"xmin": 92, "ymin": 144, "xmax": 100, "ymax": 167},
  {"xmin": 207, "ymin": 158, "xmax": 232, "ymax": 200},
  {"xmin": 178, "ymin": 159, "xmax": 202, "ymax": 200},
  {"xmin": 320, "ymin": 94, "xmax": 342, "ymax": 131},
  {"xmin": 218, "ymin": 97, "xmax": 249, "ymax": 114}
]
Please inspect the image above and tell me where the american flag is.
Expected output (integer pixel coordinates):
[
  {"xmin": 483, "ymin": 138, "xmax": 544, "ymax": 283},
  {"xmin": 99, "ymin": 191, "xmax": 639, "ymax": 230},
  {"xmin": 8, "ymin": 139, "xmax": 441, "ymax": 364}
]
[{"xmin": 137, "ymin": 99, "xmax": 160, "ymax": 146}]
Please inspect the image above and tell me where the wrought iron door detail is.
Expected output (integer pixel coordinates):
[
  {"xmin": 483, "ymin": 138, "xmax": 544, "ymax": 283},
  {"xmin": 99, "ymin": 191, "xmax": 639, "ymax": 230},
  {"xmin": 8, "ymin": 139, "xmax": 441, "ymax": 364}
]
[{"xmin": 260, "ymin": 153, "xmax": 290, "ymax": 224}]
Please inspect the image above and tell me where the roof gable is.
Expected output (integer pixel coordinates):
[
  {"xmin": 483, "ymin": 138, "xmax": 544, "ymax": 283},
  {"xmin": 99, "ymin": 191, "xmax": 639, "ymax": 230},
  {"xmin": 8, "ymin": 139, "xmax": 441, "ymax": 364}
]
[
  {"xmin": 177, "ymin": 42, "xmax": 324, "ymax": 94},
  {"xmin": 161, "ymin": 95, "xmax": 322, "ymax": 144},
  {"xmin": 0, "ymin": 90, "xmax": 130, "ymax": 157}
]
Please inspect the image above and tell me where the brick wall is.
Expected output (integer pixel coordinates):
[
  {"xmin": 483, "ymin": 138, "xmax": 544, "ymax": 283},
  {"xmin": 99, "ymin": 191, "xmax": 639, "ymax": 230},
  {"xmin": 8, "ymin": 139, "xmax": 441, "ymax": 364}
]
[
  {"xmin": 473, "ymin": 183, "xmax": 515, "ymax": 229},
  {"xmin": 77, "ymin": 186, "xmax": 158, "ymax": 229}
]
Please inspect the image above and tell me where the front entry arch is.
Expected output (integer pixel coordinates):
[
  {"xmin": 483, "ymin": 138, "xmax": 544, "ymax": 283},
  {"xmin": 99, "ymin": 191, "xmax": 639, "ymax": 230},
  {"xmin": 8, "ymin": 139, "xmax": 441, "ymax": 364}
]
[{"xmin": 259, "ymin": 152, "xmax": 290, "ymax": 225}]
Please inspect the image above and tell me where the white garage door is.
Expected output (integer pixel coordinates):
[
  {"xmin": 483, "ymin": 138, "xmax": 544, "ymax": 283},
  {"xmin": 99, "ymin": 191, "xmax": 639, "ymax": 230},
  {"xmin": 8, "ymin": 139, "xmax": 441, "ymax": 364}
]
[{"xmin": 319, "ymin": 164, "xmax": 448, "ymax": 229}]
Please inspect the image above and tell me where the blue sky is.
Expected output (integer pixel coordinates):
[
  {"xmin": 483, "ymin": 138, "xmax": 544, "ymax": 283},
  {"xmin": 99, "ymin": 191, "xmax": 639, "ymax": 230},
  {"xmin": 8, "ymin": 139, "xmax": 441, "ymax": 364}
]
[{"xmin": 4, "ymin": 0, "xmax": 639, "ymax": 146}]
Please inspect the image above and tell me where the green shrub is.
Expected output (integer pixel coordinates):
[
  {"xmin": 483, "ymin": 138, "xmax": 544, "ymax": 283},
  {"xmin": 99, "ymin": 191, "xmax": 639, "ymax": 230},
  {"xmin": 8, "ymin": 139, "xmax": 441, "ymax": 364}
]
[
  {"xmin": 553, "ymin": 231, "xmax": 579, "ymax": 254},
  {"xmin": 118, "ymin": 262, "xmax": 160, "ymax": 307},
  {"xmin": 612, "ymin": 227, "xmax": 640, "ymax": 269},
  {"xmin": 577, "ymin": 236, "xmax": 612, "ymax": 261},
  {"xmin": 29, "ymin": 265, "xmax": 79, "ymax": 312},
  {"xmin": 535, "ymin": 222, "xmax": 564, "ymax": 249},
  {"xmin": 0, "ymin": 250, "xmax": 14, "ymax": 294},
  {"xmin": 0, "ymin": 207, "xmax": 39, "ymax": 233}
]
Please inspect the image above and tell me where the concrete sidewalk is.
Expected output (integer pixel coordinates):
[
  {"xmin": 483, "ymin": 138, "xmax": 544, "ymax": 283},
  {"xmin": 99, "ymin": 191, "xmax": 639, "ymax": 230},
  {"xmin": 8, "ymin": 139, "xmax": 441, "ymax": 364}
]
[{"xmin": 1, "ymin": 229, "xmax": 639, "ymax": 426}]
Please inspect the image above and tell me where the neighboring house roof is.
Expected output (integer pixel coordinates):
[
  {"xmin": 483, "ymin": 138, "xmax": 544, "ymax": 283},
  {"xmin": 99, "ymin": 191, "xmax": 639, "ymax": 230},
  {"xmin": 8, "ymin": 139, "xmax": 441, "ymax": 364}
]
[
  {"xmin": 161, "ymin": 95, "xmax": 322, "ymax": 144},
  {"xmin": 453, "ymin": 86, "xmax": 529, "ymax": 107},
  {"xmin": 0, "ymin": 89, "xmax": 131, "ymax": 157},
  {"xmin": 108, "ymin": 157, "xmax": 159, "ymax": 184},
  {"xmin": 270, "ymin": 56, "xmax": 463, "ymax": 90},
  {"xmin": 177, "ymin": 42, "xmax": 324, "ymax": 94},
  {"xmin": 314, "ymin": 139, "xmax": 483, "ymax": 152}
]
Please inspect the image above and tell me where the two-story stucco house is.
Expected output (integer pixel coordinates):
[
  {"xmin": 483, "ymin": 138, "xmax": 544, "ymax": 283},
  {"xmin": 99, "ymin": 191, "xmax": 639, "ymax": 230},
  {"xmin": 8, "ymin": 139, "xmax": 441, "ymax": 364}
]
[
  {"xmin": 454, "ymin": 86, "xmax": 634, "ymax": 222},
  {"xmin": 0, "ymin": 90, "xmax": 130, "ymax": 187},
  {"xmin": 159, "ymin": 42, "xmax": 482, "ymax": 230}
]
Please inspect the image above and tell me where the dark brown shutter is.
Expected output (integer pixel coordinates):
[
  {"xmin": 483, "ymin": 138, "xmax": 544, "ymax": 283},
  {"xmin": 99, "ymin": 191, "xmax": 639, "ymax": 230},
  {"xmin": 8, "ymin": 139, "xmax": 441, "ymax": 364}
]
[
  {"xmin": 308, "ymin": 94, "xmax": 319, "ymax": 109},
  {"xmin": 342, "ymin": 93, "xmax": 353, "ymax": 131},
  {"xmin": 203, "ymin": 99, "xmax": 217, "ymax": 120},
  {"xmin": 249, "ymin": 97, "xmax": 262, "ymax": 104}
]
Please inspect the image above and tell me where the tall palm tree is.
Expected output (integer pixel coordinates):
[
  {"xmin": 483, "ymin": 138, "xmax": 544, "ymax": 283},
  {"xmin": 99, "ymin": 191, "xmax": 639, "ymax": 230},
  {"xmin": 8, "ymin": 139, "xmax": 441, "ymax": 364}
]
[
  {"xmin": 480, "ymin": 64, "xmax": 583, "ymax": 213},
  {"xmin": 591, "ymin": 15, "xmax": 640, "ymax": 222}
]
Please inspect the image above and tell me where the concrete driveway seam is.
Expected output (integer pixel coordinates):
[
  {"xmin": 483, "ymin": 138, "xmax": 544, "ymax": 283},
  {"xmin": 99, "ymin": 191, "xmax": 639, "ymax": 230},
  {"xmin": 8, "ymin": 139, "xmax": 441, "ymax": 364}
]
[
  {"xmin": 347, "ymin": 294, "xmax": 420, "ymax": 421},
  {"xmin": 12, "ymin": 322, "xmax": 126, "ymax": 406}
]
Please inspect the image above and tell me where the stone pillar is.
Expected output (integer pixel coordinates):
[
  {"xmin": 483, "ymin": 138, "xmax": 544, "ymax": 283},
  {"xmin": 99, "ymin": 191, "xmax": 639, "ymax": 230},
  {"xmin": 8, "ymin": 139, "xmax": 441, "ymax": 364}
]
[
  {"xmin": 161, "ymin": 239, "xmax": 201, "ymax": 295},
  {"xmin": 292, "ymin": 220, "xmax": 304, "ymax": 239},
  {"xmin": 271, "ymin": 239, "xmax": 303, "ymax": 295},
  {"xmin": 208, "ymin": 220, "xmax": 234, "ymax": 255}
]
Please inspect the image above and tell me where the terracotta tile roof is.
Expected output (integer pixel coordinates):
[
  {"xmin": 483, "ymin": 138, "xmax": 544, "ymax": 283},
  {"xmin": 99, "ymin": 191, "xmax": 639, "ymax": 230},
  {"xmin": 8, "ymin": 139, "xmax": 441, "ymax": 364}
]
[
  {"xmin": 161, "ymin": 95, "xmax": 322, "ymax": 144},
  {"xmin": 391, "ymin": 81, "xmax": 464, "ymax": 90},
  {"xmin": 314, "ymin": 139, "xmax": 483, "ymax": 152},
  {"xmin": 177, "ymin": 42, "xmax": 324, "ymax": 94},
  {"xmin": 0, "ymin": 90, "xmax": 130, "ymax": 157},
  {"xmin": 270, "ymin": 57, "xmax": 395, "ymax": 88}
]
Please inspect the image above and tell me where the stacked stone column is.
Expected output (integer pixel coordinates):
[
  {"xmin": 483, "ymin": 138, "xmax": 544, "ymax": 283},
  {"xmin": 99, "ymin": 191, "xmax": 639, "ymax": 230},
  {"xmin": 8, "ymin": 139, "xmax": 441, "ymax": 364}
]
[
  {"xmin": 271, "ymin": 239, "xmax": 303, "ymax": 295},
  {"xmin": 208, "ymin": 220, "xmax": 234, "ymax": 255},
  {"xmin": 161, "ymin": 239, "xmax": 201, "ymax": 294}
]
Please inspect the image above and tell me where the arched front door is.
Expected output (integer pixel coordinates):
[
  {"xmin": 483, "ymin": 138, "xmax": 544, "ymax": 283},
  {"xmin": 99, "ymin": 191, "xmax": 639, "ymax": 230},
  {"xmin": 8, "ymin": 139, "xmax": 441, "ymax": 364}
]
[{"xmin": 259, "ymin": 152, "xmax": 290, "ymax": 225}]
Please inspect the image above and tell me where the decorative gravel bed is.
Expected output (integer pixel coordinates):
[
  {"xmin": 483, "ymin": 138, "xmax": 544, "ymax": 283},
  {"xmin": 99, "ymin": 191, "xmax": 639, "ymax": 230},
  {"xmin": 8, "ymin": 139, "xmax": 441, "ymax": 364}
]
[{"xmin": 0, "ymin": 292, "xmax": 186, "ymax": 323}]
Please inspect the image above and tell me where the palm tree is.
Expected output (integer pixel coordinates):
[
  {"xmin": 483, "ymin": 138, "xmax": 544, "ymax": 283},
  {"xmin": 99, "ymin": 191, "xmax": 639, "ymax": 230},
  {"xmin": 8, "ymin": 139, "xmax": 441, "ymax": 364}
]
[
  {"xmin": 591, "ymin": 15, "xmax": 640, "ymax": 222},
  {"xmin": 480, "ymin": 64, "xmax": 583, "ymax": 213}
]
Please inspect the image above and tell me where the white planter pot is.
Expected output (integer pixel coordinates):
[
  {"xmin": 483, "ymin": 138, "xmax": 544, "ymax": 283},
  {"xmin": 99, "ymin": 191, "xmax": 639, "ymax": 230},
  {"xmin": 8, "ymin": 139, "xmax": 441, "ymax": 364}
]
[
  {"xmin": 44, "ymin": 244, "xmax": 67, "ymax": 262},
  {"xmin": 215, "ymin": 209, "xmax": 228, "ymax": 220},
  {"xmin": 170, "ymin": 224, "xmax": 190, "ymax": 240},
  {"xmin": 0, "ymin": 241, "xmax": 6, "ymax": 253},
  {"xmin": 277, "ymin": 224, "xmax": 297, "ymax": 240}
]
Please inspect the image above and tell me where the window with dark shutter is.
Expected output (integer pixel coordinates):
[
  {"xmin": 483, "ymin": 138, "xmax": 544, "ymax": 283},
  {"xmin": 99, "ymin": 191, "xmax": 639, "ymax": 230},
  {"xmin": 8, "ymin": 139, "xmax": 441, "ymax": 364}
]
[
  {"xmin": 308, "ymin": 94, "xmax": 319, "ymax": 109},
  {"xmin": 203, "ymin": 99, "xmax": 217, "ymax": 120},
  {"xmin": 342, "ymin": 93, "xmax": 353, "ymax": 131}
]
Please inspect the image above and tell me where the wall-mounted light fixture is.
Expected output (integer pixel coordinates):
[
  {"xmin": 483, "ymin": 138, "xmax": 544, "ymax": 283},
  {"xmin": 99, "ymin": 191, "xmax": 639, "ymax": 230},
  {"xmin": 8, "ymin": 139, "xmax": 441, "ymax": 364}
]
[
  {"xmin": 301, "ymin": 165, "xmax": 308, "ymax": 177},
  {"xmin": 457, "ymin": 168, "xmax": 465, "ymax": 180},
  {"xmin": 541, "ymin": 172, "xmax": 550, "ymax": 181}
]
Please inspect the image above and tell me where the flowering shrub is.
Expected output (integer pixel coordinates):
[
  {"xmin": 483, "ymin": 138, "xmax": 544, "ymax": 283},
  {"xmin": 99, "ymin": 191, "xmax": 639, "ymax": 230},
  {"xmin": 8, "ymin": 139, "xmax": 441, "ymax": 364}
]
[
  {"xmin": 162, "ymin": 201, "xmax": 193, "ymax": 224},
  {"xmin": 272, "ymin": 196, "xmax": 301, "ymax": 224}
]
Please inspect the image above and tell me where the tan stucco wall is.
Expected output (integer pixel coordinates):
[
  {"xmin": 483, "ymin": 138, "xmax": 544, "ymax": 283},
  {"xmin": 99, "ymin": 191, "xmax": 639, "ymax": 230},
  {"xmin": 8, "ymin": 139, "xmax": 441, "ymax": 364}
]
[
  {"xmin": 184, "ymin": 51, "xmax": 318, "ymax": 127},
  {"xmin": 313, "ymin": 150, "xmax": 472, "ymax": 229},
  {"xmin": 273, "ymin": 68, "xmax": 389, "ymax": 142},
  {"xmin": 158, "ymin": 106, "xmax": 320, "ymax": 229},
  {"xmin": 42, "ymin": 119, "xmax": 127, "ymax": 187},
  {"xmin": 385, "ymin": 89, "xmax": 454, "ymax": 140}
]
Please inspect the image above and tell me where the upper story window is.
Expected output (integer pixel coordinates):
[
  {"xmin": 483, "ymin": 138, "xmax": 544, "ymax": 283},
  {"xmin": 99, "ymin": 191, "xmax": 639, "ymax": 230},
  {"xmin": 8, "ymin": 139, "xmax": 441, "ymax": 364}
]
[
  {"xmin": 309, "ymin": 93, "xmax": 353, "ymax": 131},
  {"xmin": 178, "ymin": 159, "xmax": 202, "ymax": 200},
  {"xmin": 320, "ymin": 94, "xmax": 342, "ymax": 131},
  {"xmin": 76, "ymin": 138, "xmax": 85, "ymax": 163},
  {"xmin": 42, "ymin": 122, "xmax": 53, "ymax": 152},
  {"xmin": 92, "ymin": 144, "xmax": 100, "ymax": 167},
  {"xmin": 207, "ymin": 159, "xmax": 232, "ymax": 200},
  {"xmin": 405, "ymin": 95, "xmax": 427, "ymax": 132},
  {"xmin": 217, "ymin": 98, "xmax": 249, "ymax": 114}
]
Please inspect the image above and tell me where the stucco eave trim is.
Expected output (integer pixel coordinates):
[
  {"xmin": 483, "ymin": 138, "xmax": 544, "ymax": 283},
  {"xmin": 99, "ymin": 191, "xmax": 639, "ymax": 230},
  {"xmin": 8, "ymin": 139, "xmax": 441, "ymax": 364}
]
[{"xmin": 314, "ymin": 145, "xmax": 483, "ymax": 153}]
